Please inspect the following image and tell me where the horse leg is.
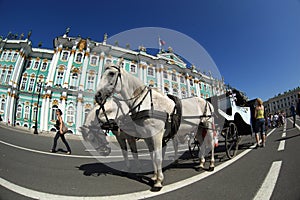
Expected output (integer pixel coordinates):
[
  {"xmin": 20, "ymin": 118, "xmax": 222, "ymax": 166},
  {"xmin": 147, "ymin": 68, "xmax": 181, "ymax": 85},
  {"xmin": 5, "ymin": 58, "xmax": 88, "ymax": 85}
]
[
  {"xmin": 172, "ymin": 135, "xmax": 179, "ymax": 165},
  {"xmin": 128, "ymin": 137, "xmax": 142, "ymax": 172},
  {"xmin": 208, "ymin": 130, "xmax": 215, "ymax": 171},
  {"xmin": 195, "ymin": 129, "xmax": 206, "ymax": 169},
  {"xmin": 115, "ymin": 134, "xmax": 130, "ymax": 170},
  {"xmin": 152, "ymin": 131, "xmax": 164, "ymax": 188}
]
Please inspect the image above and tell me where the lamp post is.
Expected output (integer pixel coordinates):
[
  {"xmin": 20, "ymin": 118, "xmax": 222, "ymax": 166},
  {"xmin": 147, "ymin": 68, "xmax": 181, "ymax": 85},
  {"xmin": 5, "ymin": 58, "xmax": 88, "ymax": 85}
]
[{"xmin": 33, "ymin": 80, "xmax": 42, "ymax": 134}]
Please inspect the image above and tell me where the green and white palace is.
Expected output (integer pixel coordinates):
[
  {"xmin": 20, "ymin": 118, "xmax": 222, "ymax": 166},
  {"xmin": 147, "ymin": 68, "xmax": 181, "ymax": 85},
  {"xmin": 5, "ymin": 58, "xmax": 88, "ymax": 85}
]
[{"xmin": 0, "ymin": 31, "xmax": 226, "ymax": 135}]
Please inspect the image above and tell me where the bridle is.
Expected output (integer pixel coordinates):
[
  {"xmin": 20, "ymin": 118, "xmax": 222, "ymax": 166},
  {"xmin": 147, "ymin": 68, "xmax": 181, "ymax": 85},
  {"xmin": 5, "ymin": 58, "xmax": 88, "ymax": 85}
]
[{"xmin": 98, "ymin": 65, "xmax": 152, "ymax": 119}]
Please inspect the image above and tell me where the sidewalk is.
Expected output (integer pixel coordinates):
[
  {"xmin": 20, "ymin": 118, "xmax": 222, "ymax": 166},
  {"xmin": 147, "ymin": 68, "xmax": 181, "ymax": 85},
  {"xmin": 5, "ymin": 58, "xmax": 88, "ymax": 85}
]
[
  {"xmin": 0, "ymin": 122, "xmax": 82, "ymax": 140},
  {"xmin": 0, "ymin": 122, "xmax": 119, "ymax": 142}
]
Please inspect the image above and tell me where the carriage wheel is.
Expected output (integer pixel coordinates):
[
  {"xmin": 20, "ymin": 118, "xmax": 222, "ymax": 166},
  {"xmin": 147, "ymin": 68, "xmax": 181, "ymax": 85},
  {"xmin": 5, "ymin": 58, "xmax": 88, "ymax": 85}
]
[
  {"xmin": 188, "ymin": 137, "xmax": 200, "ymax": 159},
  {"xmin": 225, "ymin": 122, "xmax": 239, "ymax": 159}
]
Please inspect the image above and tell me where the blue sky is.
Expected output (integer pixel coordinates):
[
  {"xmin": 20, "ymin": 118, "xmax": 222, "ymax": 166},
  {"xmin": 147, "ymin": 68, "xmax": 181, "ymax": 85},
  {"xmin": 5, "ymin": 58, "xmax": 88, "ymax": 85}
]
[{"xmin": 1, "ymin": 0, "xmax": 299, "ymax": 101}]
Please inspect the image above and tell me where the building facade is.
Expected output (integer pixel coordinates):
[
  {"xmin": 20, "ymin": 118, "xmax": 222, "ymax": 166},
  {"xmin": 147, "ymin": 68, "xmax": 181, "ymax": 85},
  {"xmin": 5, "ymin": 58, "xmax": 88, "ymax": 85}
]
[
  {"xmin": 264, "ymin": 87, "xmax": 300, "ymax": 117},
  {"xmin": 0, "ymin": 32, "xmax": 226, "ymax": 134}
]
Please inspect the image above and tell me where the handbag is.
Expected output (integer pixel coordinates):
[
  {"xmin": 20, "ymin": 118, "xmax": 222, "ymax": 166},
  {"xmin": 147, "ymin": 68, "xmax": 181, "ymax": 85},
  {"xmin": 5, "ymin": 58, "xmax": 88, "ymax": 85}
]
[{"xmin": 62, "ymin": 122, "xmax": 68, "ymax": 134}]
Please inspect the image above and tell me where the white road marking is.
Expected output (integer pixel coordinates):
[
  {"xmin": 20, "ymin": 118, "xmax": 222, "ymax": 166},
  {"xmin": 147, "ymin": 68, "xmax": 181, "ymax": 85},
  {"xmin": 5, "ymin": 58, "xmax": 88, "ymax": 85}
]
[
  {"xmin": 287, "ymin": 118, "xmax": 300, "ymax": 131},
  {"xmin": 0, "ymin": 129, "xmax": 277, "ymax": 200},
  {"xmin": 253, "ymin": 161, "xmax": 282, "ymax": 200},
  {"xmin": 0, "ymin": 140, "xmax": 186, "ymax": 159},
  {"xmin": 278, "ymin": 122, "xmax": 287, "ymax": 151},
  {"xmin": 277, "ymin": 140, "xmax": 285, "ymax": 151}
]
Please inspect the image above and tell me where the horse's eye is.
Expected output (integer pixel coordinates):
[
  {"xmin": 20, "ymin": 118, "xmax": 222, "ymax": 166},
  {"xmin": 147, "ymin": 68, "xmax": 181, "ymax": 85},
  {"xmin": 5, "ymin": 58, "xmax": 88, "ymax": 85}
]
[{"xmin": 108, "ymin": 72, "xmax": 115, "ymax": 77}]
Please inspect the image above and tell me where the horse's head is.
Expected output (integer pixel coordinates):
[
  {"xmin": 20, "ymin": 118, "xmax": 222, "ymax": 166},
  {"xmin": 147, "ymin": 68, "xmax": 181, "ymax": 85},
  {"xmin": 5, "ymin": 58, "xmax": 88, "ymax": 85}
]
[
  {"xmin": 95, "ymin": 63, "xmax": 122, "ymax": 105},
  {"xmin": 79, "ymin": 125, "xmax": 111, "ymax": 156}
]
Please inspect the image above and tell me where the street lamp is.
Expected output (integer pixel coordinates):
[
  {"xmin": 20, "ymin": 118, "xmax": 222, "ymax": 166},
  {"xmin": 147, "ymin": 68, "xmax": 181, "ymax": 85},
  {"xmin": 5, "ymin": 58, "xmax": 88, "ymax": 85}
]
[{"xmin": 33, "ymin": 80, "xmax": 42, "ymax": 134}]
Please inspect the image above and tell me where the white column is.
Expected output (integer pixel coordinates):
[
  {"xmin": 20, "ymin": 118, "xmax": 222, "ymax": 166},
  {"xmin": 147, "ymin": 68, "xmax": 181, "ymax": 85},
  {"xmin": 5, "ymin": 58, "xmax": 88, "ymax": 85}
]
[
  {"xmin": 8, "ymin": 91, "xmax": 17, "ymax": 125},
  {"xmin": 195, "ymin": 78, "xmax": 200, "ymax": 97},
  {"xmin": 138, "ymin": 63, "xmax": 143, "ymax": 81},
  {"xmin": 96, "ymin": 52, "xmax": 105, "ymax": 88},
  {"xmin": 175, "ymin": 72, "xmax": 180, "ymax": 98},
  {"xmin": 186, "ymin": 73, "xmax": 191, "ymax": 97},
  {"xmin": 60, "ymin": 92, "xmax": 67, "ymax": 121},
  {"xmin": 47, "ymin": 46, "xmax": 62, "ymax": 87},
  {"xmin": 40, "ymin": 92, "xmax": 46, "ymax": 131},
  {"xmin": 79, "ymin": 50, "xmax": 90, "ymax": 91},
  {"xmin": 156, "ymin": 67, "xmax": 161, "ymax": 90},
  {"xmin": 160, "ymin": 65, "xmax": 164, "ymax": 92},
  {"xmin": 13, "ymin": 56, "xmax": 26, "ymax": 89},
  {"xmin": 63, "ymin": 47, "xmax": 76, "ymax": 88},
  {"xmin": 4, "ymin": 89, "xmax": 12, "ymax": 123},
  {"xmin": 75, "ymin": 95, "xmax": 83, "ymax": 135},
  {"xmin": 43, "ymin": 93, "xmax": 51, "ymax": 131},
  {"xmin": 11, "ymin": 49, "xmax": 24, "ymax": 88},
  {"xmin": 143, "ymin": 64, "xmax": 147, "ymax": 85}
]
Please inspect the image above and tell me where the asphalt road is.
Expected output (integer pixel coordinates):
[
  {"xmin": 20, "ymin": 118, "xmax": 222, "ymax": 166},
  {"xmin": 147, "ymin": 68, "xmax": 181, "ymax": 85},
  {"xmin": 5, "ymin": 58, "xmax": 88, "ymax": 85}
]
[{"xmin": 0, "ymin": 117, "xmax": 300, "ymax": 200}]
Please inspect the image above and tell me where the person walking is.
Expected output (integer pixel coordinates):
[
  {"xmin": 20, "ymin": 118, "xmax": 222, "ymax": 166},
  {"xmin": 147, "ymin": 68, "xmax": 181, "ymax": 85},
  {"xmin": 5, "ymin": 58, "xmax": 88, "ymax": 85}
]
[
  {"xmin": 50, "ymin": 109, "xmax": 71, "ymax": 154},
  {"xmin": 254, "ymin": 98, "xmax": 266, "ymax": 148},
  {"xmin": 297, "ymin": 92, "xmax": 300, "ymax": 118},
  {"xmin": 291, "ymin": 102, "xmax": 296, "ymax": 128}
]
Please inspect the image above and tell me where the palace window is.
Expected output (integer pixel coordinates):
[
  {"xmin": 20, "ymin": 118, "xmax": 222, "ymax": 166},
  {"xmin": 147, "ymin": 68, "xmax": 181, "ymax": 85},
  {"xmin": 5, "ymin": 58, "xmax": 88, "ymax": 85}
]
[
  {"xmin": 56, "ymin": 71, "xmax": 64, "ymax": 86},
  {"xmin": 28, "ymin": 78, "xmax": 35, "ymax": 92},
  {"xmin": 164, "ymin": 87, "xmax": 169, "ymax": 94},
  {"xmin": 69, "ymin": 73, "xmax": 78, "ymax": 90},
  {"xmin": 90, "ymin": 56, "xmax": 97, "ymax": 65},
  {"xmin": 75, "ymin": 53, "xmax": 83, "ymax": 62},
  {"xmin": 105, "ymin": 59, "xmax": 112, "ymax": 64},
  {"xmin": 12, "ymin": 53, "xmax": 18, "ymax": 61},
  {"xmin": 33, "ymin": 107, "xmax": 37, "ymax": 121},
  {"xmin": 172, "ymin": 73, "xmax": 177, "ymax": 82},
  {"xmin": 7, "ymin": 53, "xmax": 12, "ymax": 61},
  {"xmin": 67, "ymin": 105, "xmax": 75, "ymax": 123},
  {"xmin": 147, "ymin": 67, "xmax": 154, "ymax": 76},
  {"xmin": 24, "ymin": 106, "xmax": 30, "ymax": 120},
  {"xmin": 84, "ymin": 109, "xmax": 91, "ymax": 122},
  {"xmin": 33, "ymin": 62, "xmax": 39, "ymax": 70},
  {"xmin": 16, "ymin": 105, "xmax": 22, "ymax": 119},
  {"xmin": 0, "ymin": 69, "xmax": 5, "ymax": 83},
  {"xmin": 5, "ymin": 70, "xmax": 12, "ymax": 84},
  {"xmin": 173, "ymin": 88, "xmax": 178, "ymax": 96},
  {"xmin": 189, "ymin": 79, "xmax": 194, "ymax": 86},
  {"xmin": 130, "ymin": 65, "xmax": 136, "ymax": 73},
  {"xmin": 1, "ymin": 52, "xmax": 6, "ymax": 60},
  {"xmin": 180, "ymin": 76, "xmax": 185, "ymax": 84},
  {"xmin": 62, "ymin": 52, "xmax": 69, "ymax": 61},
  {"xmin": 51, "ymin": 105, "xmax": 58, "ymax": 121},
  {"xmin": 163, "ymin": 71, "xmax": 168, "ymax": 79},
  {"xmin": 41, "ymin": 62, "xmax": 47, "ymax": 70},
  {"xmin": 86, "ymin": 73, "xmax": 95, "ymax": 90},
  {"xmin": 0, "ymin": 99, "xmax": 5, "ymax": 112},
  {"xmin": 26, "ymin": 61, "xmax": 32, "ymax": 69},
  {"xmin": 20, "ymin": 77, "xmax": 27, "ymax": 90},
  {"xmin": 182, "ymin": 90, "xmax": 187, "ymax": 98}
]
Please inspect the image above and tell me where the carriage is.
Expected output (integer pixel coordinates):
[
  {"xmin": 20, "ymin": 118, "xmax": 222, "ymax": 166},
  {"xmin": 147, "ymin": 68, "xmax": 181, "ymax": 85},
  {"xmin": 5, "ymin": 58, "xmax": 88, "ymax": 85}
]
[{"xmin": 188, "ymin": 89, "xmax": 254, "ymax": 159}]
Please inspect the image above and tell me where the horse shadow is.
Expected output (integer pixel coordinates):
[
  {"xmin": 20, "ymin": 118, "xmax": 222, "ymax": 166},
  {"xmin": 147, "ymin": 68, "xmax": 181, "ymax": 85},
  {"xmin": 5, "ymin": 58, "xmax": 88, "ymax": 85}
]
[{"xmin": 77, "ymin": 160, "xmax": 155, "ymax": 188}]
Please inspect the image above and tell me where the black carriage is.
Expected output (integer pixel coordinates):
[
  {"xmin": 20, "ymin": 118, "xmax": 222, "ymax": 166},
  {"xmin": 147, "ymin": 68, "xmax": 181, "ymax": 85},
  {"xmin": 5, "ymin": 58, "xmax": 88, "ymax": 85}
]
[{"xmin": 188, "ymin": 89, "xmax": 254, "ymax": 159}]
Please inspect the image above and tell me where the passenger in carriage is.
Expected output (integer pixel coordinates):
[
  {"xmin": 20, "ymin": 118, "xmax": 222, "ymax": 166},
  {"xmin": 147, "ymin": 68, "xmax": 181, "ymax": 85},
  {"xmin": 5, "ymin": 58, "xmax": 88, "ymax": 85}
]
[{"xmin": 254, "ymin": 98, "xmax": 266, "ymax": 148}]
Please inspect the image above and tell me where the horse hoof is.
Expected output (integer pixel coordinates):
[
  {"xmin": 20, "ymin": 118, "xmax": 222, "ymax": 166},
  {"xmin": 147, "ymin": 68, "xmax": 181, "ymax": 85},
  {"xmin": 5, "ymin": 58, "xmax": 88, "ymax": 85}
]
[
  {"xmin": 151, "ymin": 186, "xmax": 162, "ymax": 192},
  {"xmin": 208, "ymin": 166, "xmax": 215, "ymax": 171},
  {"xmin": 153, "ymin": 182, "xmax": 163, "ymax": 188},
  {"xmin": 195, "ymin": 166, "xmax": 203, "ymax": 172},
  {"xmin": 151, "ymin": 176, "xmax": 157, "ymax": 181}
]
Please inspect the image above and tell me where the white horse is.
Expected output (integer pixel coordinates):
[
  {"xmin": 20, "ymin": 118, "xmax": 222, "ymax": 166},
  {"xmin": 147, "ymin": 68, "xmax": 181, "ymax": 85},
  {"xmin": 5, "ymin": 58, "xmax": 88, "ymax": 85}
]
[
  {"xmin": 95, "ymin": 63, "xmax": 215, "ymax": 188},
  {"xmin": 83, "ymin": 99, "xmax": 145, "ymax": 171},
  {"xmin": 82, "ymin": 98, "xmax": 179, "ymax": 172}
]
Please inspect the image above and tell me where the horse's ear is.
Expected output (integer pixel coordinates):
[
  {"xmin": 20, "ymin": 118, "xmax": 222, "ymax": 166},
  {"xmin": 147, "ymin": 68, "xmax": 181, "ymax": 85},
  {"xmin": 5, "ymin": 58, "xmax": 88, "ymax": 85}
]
[
  {"xmin": 117, "ymin": 58, "xmax": 124, "ymax": 68},
  {"xmin": 104, "ymin": 63, "xmax": 111, "ymax": 70}
]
